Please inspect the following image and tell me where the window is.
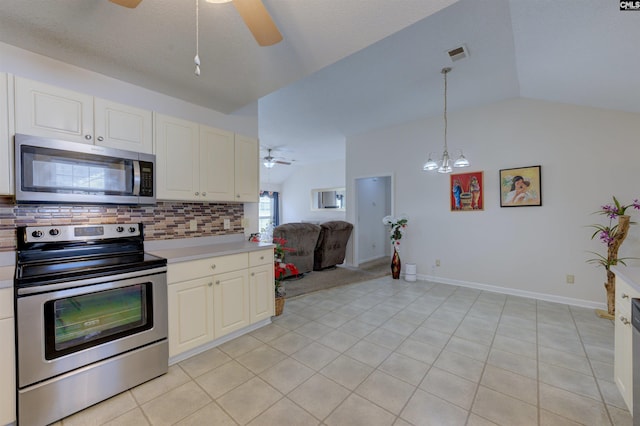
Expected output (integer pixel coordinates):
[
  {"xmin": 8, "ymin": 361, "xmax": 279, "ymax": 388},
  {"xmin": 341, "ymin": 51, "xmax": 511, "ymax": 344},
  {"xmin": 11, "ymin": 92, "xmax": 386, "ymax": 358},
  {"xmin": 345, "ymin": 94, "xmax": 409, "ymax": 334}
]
[{"xmin": 258, "ymin": 191, "xmax": 279, "ymax": 232}]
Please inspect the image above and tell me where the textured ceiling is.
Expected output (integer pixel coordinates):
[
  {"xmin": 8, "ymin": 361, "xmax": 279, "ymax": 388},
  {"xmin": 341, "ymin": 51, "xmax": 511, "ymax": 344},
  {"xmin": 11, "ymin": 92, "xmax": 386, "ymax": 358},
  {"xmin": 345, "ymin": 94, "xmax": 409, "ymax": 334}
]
[
  {"xmin": 0, "ymin": 0, "xmax": 457, "ymax": 114},
  {"xmin": 1, "ymin": 0, "xmax": 639, "ymax": 185}
]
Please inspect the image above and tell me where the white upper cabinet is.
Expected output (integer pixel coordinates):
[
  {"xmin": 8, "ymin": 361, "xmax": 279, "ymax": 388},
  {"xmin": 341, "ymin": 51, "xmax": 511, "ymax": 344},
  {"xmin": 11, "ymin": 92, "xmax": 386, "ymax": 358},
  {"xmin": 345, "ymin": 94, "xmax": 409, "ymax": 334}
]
[
  {"xmin": 15, "ymin": 77, "xmax": 152, "ymax": 153},
  {"xmin": 155, "ymin": 113, "xmax": 258, "ymax": 203},
  {"xmin": 93, "ymin": 98, "xmax": 153, "ymax": 153},
  {"xmin": 0, "ymin": 73, "xmax": 12, "ymax": 195},
  {"xmin": 15, "ymin": 77, "xmax": 94, "ymax": 143},
  {"xmin": 154, "ymin": 113, "xmax": 200, "ymax": 201},
  {"xmin": 234, "ymin": 134, "xmax": 259, "ymax": 202},
  {"xmin": 200, "ymin": 125, "xmax": 235, "ymax": 201}
]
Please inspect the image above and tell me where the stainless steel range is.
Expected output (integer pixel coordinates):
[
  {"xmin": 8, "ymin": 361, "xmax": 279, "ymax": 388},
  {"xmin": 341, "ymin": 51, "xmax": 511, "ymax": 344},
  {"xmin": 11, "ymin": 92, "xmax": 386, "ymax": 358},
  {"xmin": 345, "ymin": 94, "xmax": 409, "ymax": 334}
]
[{"xmin": 14, "ymin": 223, "xmax": 168, "ymax": 426}]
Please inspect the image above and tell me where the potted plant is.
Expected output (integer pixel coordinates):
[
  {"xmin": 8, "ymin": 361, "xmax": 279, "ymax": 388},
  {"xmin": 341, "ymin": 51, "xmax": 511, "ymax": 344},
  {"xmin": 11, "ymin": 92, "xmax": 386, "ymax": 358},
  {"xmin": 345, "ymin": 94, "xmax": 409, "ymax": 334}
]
[
  {"xmin": 587, "ymin": 196, "xmax": 640, "ymax": 318},
  {"xmin": 383, "ymin": 214, "xmax": 408, "ymax": 279},
  {"xmin": 273, "ymin": 237, "xmax": 299, "ymax": 316}
]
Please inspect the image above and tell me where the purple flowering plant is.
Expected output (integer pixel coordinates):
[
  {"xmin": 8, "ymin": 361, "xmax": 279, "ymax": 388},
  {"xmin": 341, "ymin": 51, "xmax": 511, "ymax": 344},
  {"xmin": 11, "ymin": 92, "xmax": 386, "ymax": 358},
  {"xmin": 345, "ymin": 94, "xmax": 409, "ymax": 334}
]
[{"xmin": 587, "ymin": 196, "xmax": 640, "ymax": 270}]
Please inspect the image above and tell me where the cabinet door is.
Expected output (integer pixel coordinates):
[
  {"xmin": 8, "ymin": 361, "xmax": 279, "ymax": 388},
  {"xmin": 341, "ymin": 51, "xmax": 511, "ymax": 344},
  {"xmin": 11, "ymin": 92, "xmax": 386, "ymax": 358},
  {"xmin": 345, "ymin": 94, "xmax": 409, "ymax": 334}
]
[
  {"xmin": 614, "ymin": 277, "xmax": 639, "ymax": 413},
  {"xmin": 0, "ymin": 73, "xmax": 11, "ymax": 195},
  {"xmin": 213, "ymin": 269, "xmax": 250, "ymax": 338},
  {"xmin": 154, "ymin": 113, "xmax": 200, "ymax": 201},
  {"xmin": 200, "ymin": 125, "xmax": 235, "ymax": 201},
  {"xmin": 15, "ymin": 77, "xmax": 93, "ymax": 143},
  {"xmin": 94, "ymin": 98, "xmax": 153, "ymax": 153},
  {"xmin": 168, "ymin": 277, "xmax": 214, "ymax": 357},
  {"xmin": 0, "ymin": 288, "xmax": 15, "ymax": 425},
  {"xmin": 234, "ymin": 134, "xmax": 259, "ymax": 202},
  {"xmin": 250, "ymin": 263, "xmax": 274, "ymax": 323}
]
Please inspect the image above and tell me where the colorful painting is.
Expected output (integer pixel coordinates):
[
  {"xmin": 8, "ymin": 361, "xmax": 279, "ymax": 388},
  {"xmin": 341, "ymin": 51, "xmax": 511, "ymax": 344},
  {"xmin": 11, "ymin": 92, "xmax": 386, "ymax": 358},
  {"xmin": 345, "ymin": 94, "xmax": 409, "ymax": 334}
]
[
  {"xmin": 499, "ymin": 165, "xmax": 542, "ymax": 207},
  {"xmin": 450, "ymin": 171, "xmax": 483, "ymax": 211}
]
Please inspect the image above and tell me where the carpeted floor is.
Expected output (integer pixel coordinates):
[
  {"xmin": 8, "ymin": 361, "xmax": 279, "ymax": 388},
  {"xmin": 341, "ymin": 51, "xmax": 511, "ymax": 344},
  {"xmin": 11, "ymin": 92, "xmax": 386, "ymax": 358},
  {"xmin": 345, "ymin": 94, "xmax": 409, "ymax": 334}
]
[{"xmin": 283, "ymin": 257, "xmax": 390, "ymax": 298}]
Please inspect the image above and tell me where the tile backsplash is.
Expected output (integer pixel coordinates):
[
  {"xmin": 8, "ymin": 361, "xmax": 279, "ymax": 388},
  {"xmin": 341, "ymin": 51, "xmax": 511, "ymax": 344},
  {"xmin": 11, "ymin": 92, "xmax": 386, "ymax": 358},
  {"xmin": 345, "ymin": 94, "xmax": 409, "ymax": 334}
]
[{"xmin": 0, "ymin": 196, "xmax": 244, "ymax": 251}]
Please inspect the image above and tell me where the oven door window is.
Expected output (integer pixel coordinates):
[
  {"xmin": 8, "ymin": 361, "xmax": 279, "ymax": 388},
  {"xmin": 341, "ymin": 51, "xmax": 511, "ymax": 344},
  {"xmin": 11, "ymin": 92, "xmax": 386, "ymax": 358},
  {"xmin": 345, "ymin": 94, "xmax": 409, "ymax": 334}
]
[{"xmin": 44, "ymin": 283, "xmax": 153, "ymax": 359}]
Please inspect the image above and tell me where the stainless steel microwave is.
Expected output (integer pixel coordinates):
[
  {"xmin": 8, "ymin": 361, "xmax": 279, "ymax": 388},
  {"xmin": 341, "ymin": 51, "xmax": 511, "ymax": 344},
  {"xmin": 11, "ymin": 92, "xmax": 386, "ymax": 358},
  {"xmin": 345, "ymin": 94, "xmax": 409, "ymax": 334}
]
[{"xmin": 15, "ymin": 134, "xmax": 156, "ymax": 205}]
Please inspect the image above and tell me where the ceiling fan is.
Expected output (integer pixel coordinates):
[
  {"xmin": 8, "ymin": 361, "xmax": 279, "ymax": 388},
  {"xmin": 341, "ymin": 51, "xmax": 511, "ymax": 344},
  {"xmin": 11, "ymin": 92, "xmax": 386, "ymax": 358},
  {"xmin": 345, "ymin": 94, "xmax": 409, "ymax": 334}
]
[
  {"xmin": 262, "ymin": 148, "xmax": 292, "ymax": 168},
  {"xmin": 109, "ymin": 0, "xmax": 283, "ymax": 47}
]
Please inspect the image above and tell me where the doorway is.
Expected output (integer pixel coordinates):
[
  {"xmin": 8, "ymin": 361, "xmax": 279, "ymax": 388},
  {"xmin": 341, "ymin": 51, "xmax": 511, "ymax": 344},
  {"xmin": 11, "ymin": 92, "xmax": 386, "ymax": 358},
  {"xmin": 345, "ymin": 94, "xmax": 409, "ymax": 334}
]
[{"xmin": 354, "ymin": 175, "xmax": 392, "ymax": 266}]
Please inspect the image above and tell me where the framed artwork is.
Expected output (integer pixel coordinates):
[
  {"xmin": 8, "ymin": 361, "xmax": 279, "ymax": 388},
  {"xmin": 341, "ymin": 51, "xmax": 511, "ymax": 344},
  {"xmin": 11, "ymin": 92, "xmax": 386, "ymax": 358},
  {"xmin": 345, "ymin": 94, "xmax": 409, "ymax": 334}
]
[
  {"xmin": 450, "ymin": 171, "xmax": 483, "ymax": 211},
  {"xmin": 499, "ymin": 165, "xmax": 542, "ymax": 207}
]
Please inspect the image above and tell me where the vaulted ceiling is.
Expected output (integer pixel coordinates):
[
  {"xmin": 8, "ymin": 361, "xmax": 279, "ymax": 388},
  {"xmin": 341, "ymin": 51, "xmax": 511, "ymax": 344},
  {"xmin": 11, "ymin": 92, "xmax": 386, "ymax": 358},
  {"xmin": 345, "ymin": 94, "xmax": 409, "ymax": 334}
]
[{"xmin": 1, "ymin": 0, "xmax": 639, "ymax": 184}]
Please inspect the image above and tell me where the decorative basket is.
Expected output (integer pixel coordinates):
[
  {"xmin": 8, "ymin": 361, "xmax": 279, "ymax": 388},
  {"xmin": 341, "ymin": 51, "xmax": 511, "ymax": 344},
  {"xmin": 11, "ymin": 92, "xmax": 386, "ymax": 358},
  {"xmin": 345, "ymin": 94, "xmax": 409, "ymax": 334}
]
[{"xmin": 275, "ymin": 297, "xmax": 285, "ymax": 316}]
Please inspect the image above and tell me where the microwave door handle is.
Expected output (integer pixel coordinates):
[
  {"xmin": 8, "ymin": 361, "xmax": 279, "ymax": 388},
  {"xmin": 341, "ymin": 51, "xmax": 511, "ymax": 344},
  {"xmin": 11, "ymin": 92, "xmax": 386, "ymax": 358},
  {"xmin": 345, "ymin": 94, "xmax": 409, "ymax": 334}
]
[{"xmin": 132, "ymin": 160, "xmax": 141, "ymax": 196}]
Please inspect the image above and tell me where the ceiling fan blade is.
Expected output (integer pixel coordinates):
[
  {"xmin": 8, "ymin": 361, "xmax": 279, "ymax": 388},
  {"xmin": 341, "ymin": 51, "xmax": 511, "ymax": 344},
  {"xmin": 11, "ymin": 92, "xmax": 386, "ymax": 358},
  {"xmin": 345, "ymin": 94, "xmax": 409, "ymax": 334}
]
[
  {"xmin": 109, "ymin": 0, "xmax": 143, "ymax": 8},
  {"xmin": 274, "ymin": 160, "xmax": 291, "ymax": 165},
  {"xmin": 232, "ymin": 0, "xmax": 283, "ymax": 46}
]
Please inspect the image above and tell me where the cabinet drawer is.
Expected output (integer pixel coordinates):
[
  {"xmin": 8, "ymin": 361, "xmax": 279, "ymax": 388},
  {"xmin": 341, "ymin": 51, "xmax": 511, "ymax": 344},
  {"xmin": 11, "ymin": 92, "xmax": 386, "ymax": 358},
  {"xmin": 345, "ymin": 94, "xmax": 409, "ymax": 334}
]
[
  {"xmin": 0, "ymin": 288, "xmax": 13, "ymax": 320},
  {"xmin": 249, "ymin": 249, "xmax": 273, "ymax": 267},
  {"xmin": 168, "ymin": 253, "xmax": 248, "ymax": 283}
]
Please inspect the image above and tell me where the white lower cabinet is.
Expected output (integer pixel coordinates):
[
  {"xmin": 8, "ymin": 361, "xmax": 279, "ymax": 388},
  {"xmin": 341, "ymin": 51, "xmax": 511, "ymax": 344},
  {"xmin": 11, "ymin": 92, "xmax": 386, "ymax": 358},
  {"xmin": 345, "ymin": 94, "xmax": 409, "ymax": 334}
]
[
  {"xmin": 168, "ymin": 276, "xmax": 214, "ymax": 357},
  {"xmin": 213, "ymin": 270, "xmax": 250, "ymax": 337},
  {"xmin": 249, "ymin": 250, "xmax": 274, "ymax": 323},
  {"xmin": 614, "ymin": 275, "xmax": 640, "ymax": 414},
  {"xmin": 167, "ymin": 249, "xmax": 273, "ymax": 359},
  {"xmin": 0, "ymin": 287, "xmax": 15, "ymax": 426}
]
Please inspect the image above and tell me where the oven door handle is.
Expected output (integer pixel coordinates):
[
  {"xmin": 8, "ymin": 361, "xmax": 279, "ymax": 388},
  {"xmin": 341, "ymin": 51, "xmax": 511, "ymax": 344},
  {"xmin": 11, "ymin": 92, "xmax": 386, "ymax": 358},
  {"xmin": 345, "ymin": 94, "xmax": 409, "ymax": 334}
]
[{"xmin": 16, "ymin": 266, "xmax": 167, "ymax": 296}]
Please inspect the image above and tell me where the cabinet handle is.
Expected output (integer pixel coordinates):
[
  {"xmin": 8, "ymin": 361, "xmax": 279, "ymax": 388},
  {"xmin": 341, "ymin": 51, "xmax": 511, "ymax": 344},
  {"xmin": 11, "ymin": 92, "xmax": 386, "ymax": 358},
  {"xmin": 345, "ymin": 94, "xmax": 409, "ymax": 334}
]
[
  {"xmin": 208, "ymin": 282, "xmax": 213, "ymax": 287},
  {"xmin": 237, "ymin": 194, "xmax": 240, "ymax": 198},
  {"xmin": 195, "ymin": 192, "xmax": 199, "ymax": 196},
  {"xmin": 211, "ymin": 264, "xmax": 216, "ymax": 270},
  {"xmin": 97, "ymin": 136, "xmax": 104, "ymax": 142},
  {"xmin": 85, "ymin": 134, "xmax": 92, "ymax": 140},
  {"xmin": 216, "ymin": 280, "xmax": 220, "ymax": 285},
  {"xmin": 620, "ymin": 315, "xmax": 631, "ymax": 325},
  {"xmin": 202, "ymin": 192, "xmax": 206, "ymax": 196},
  {"xmin": 251, "ymin": 272, "xmax": 255, "ymax": 276},
  {"xmin": 260, "ymin": 256, "xmax": 264, "ymax": 260},
  {"xmin": 623, "ymin": 293, "xmax": 630, "ymax": 299}
]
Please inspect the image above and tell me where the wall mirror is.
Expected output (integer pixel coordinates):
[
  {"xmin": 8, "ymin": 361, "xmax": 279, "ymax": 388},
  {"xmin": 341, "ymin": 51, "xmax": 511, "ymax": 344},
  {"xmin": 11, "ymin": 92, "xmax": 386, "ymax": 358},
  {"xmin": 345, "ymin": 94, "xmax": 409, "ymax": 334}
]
[{"xmin": 311, "ymin": 187, "xmax": 345, "ymax": 211}]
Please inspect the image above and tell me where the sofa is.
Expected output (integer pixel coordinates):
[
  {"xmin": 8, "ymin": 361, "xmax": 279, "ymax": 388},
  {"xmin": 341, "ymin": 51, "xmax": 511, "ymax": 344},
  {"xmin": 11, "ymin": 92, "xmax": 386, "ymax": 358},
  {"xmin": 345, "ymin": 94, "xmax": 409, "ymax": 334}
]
[
  {"xmin": 273, "ymin": 223, "xmax": 322, "ymax": 275},
  {"xmin": 313, "ymin": 221, "xmax": 354, "ymax": 271}
]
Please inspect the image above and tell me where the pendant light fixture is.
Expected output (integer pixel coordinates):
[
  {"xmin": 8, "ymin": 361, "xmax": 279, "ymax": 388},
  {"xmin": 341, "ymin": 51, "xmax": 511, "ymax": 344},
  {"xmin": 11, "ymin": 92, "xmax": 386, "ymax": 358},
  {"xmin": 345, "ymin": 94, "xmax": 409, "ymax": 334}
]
[
  {"xmin": 423, "ymin": 67, "xmax": 469, "ymax": 174},
  {"xmin": 194, "ymin": 0, "xmax": 201, "ymax": 76}
]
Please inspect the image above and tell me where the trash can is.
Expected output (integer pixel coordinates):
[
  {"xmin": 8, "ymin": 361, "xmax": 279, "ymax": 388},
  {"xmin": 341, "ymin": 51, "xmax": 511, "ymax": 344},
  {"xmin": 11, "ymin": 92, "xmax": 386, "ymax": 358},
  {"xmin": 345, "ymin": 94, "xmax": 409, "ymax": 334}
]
[{"xmin": 404, "ymin": 263, "xmax": 417, "ymax": 282}]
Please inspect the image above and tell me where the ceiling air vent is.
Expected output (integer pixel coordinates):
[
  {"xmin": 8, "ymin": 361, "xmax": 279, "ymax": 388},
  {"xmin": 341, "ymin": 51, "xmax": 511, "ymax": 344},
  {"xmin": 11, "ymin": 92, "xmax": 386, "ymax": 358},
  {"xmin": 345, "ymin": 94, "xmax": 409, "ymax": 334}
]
[{"xmin": 447, "ymin": 45, "xmax": 469, "ymax": 62}]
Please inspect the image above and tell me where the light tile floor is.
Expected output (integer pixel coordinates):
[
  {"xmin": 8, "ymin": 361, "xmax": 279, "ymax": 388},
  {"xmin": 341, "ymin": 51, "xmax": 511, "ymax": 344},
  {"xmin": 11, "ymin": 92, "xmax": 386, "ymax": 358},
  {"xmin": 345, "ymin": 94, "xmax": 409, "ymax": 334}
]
[{"xmin": 54, "ymin": 277, "xmax": 631, "ymax": 426}]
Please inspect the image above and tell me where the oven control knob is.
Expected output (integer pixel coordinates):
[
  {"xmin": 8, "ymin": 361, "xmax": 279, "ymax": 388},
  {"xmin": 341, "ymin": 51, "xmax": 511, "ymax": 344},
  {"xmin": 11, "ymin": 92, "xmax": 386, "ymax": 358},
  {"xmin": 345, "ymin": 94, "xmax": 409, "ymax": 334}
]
[
  {"xmin": 49, "ymin": 229, "xmax": 60, "ymax": 236},
  {"xmin": 116, "ymin": 226, "xmax": 124, "ymax": 233},
  {"xmin": 128, "ymin": 227, "xmax": 137, "ymax": 233},
  {"xmin": 31, "ymin": 230, "xmax": 43, "ymax": 238}
]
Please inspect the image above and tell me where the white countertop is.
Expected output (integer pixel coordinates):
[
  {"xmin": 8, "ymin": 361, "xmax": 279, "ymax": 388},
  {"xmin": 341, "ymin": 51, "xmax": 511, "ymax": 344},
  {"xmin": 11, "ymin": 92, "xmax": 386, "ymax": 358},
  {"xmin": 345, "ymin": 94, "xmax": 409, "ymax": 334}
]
[
  {"xmin": 612, "ymin": 266, "xmax": 640, "ymax": 292},
  {"xmin": 146, "ymin": 234, "xmax": 274, "ymax": 264}
]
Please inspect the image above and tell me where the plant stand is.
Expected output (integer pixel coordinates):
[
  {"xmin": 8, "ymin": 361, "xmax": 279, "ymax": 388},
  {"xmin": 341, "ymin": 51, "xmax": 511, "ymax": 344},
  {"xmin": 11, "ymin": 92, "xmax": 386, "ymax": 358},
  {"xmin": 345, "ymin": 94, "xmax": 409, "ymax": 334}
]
[{"xmin": 601, "ymin": 215, "xmax": 631, "ymax": 318}]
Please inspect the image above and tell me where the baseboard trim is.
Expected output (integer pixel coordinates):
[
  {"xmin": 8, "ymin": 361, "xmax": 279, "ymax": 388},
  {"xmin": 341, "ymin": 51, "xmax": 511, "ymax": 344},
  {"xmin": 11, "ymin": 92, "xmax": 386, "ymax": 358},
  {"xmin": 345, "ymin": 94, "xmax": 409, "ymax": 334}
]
[
  {"xmin": 416, "ymin": 273, "xmax": 607, "ymax": 310},
  {"xmin": 168, "ymin": 318, "xmax": 272, "ymax": 365}
]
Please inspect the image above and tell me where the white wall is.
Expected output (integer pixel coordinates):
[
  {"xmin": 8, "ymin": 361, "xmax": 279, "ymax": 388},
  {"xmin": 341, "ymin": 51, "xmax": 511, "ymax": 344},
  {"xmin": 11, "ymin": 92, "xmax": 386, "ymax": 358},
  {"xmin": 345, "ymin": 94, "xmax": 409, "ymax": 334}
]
[
  {"xmin": 281, "ymin": 159, "xmax": 346, "ymax": 223},
  {"xmin": 0, "ymin": 42, "xmax": 258, "ymax": 137},
  {"xmin": 346, "ymin": 98, "xmax": 640, "ymax": 308}
]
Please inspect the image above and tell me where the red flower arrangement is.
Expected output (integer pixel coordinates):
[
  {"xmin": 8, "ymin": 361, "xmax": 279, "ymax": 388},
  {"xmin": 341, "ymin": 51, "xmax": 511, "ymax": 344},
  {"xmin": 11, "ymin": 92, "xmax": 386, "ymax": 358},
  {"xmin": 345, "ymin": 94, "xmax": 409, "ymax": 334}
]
[{"xmin": 273, "ymin": 237, "xmax": 299, "ymax": 297}]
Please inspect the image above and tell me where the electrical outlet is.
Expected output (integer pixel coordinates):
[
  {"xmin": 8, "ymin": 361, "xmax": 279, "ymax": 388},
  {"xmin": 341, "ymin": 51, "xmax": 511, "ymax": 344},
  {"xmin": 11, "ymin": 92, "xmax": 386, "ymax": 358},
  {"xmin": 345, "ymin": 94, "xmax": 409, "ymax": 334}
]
[
  {"xmin": 189, "ymin": 219, "xmax": 197, "ymax": 231},
  {"xmin": 435, "ymin": 259, "xmax": 441, "ymax": 267},
  {"xmin": 224, "ymin": 218, "xmax": 231, "ymax": 230},
  {"xmin": 566, "ymin": 274, "xmax": 575, "ymax": 284}
]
